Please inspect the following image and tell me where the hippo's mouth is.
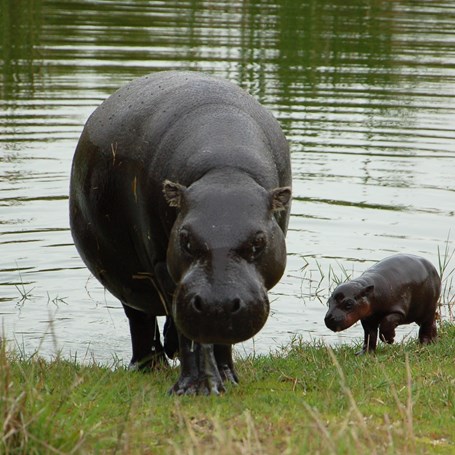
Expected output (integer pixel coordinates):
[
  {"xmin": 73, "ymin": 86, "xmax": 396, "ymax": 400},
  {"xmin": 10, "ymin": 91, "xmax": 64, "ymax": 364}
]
[
  {"xmin": 324, "ymin": 313, "xmax": 357, "ymax": 332},
  {"xmin": 172, "ymin": 292, "xmax": 270, "ymax": 345}
]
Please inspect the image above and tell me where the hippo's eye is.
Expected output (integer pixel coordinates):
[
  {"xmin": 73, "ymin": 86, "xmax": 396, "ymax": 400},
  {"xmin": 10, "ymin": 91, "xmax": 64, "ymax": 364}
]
[
  {"xmin": 240, "ymin": 232, "xmax": 266, "ymax": 262},
  {"xmin": 252, "ymin": 234, "xmax": 265, "ymax": 254},
  {"xmin": 344, "ymin": 300, "xmax": 354, "ymax": 311},
  {"xmin": 180, "ymin": 230, "xmax": 195, "ymax": 256}
]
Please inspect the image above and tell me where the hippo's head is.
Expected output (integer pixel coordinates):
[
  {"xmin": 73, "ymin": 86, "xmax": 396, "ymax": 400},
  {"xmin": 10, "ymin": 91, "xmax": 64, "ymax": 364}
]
[
  {"xmin": 324, "ymin": 282, "xmax": 374, "ymax": 332},
  {"xmin": 163, "ymin": 174, "xmax": 291, "ymax": 344}
]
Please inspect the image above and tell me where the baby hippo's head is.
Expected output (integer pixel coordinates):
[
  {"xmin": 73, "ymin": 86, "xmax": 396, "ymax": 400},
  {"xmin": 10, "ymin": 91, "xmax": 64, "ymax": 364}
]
[{"xmin": 324, "ymin": 282, "xmax": 374, "ymax": 332}]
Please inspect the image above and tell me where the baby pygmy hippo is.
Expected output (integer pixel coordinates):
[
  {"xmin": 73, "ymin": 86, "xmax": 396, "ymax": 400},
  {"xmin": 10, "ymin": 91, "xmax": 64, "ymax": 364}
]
[{"xmin": 324, "ymin": 254, "xmax": 441, "ymax": 354}]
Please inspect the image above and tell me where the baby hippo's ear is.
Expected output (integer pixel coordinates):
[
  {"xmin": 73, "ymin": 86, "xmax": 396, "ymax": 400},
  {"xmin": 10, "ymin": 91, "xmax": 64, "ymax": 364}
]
[
  {"xmin": 270, "ymin": 187, "xmax": 292, "ymax": 212},
  {"xmin": 360, "ymin": 285, "xmax": 374, "ymax": 298},
  {"xmin": 163, "ymin": 180, "xmax": 187, "ymax": 208}
]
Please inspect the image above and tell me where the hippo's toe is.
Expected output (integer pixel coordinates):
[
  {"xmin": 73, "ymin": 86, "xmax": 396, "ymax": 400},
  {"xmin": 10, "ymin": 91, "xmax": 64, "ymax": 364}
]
[{"xmin": 169, "ymin": 375, "xmax": 226, "ymax": 396}]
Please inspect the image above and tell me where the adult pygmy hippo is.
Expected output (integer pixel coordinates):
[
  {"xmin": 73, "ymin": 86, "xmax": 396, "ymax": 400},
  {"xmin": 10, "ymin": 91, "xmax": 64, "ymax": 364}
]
[
  {"xmin": 69, "ymin": 71, "xmax": 292, "ymax": 395},
  {"xmin": 324, "ymin": 254, "xmax": 441, "ymax": 354}
]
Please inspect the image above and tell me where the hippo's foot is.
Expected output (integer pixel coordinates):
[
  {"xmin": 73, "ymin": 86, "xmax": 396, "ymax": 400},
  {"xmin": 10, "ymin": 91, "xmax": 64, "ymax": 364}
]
[
  {"xmin": 170, "ymin": 372, "xmax": 225, "ymax": 396},
  {"xmin": 214, "ymin": 344, "xmax": 239, "ymax": 385},
  {"xmin": 169, "ymin": 337, "xmax": 231, "ymax": 396},
  {"xmin": 420, "ymin": 335, "xmax": 437, "ymax": 345},
  {"xmin": 218, "ymin": 363, "xmax": 239, "ymax": 385},
  {"xmin": 379, "ymin": 331, "xmax": 395, "ymax": 344}
]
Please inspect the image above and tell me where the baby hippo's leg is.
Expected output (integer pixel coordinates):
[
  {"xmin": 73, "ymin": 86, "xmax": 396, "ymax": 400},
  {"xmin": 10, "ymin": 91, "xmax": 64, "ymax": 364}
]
[
  {"xmin": 418, "ymin": 318, "xmax": 437, "ymax": 344},
  {"xmin": 357, "ymin": 320, "xmax": 379, "ymax": 355},
  {"xmin": 379, "ymin": 313, "xmax": 403, "ymax": 344}
]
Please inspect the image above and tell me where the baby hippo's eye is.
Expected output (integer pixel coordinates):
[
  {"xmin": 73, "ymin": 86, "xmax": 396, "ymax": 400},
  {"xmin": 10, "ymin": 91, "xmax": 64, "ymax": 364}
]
[{"xmin": 344, "ymin": 299, "xmax": 355, "ymax": 311}]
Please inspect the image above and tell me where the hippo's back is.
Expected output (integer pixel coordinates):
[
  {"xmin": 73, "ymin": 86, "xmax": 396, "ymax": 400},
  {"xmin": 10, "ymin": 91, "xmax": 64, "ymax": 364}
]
[
  {"xmin": 81, "ymin": 71, "xmax": 290, "ymax": 184},
  {"xmin": 366, "ymin": 254, "xmax": 439, "ymax": 284},
  {"xmin": 365, "ymin": 254, "xmax": 441, "ymax": 319}
]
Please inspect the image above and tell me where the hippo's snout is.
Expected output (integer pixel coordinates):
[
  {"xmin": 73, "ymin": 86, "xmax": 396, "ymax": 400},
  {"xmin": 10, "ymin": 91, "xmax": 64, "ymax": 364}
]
[
  {"xmin": 173, "ymin": 284, "xmax": 269, "ymax": 345},
  {"xmin": 324, "ymin": 312, "xmax": 340, "ymax": 332},
  {"xmin": 325, "ymin": 304, "xmax": 361, "ymax": 332},
  {"xmin": 190, "ymin": 294, "xmax": 244, "ymax": 316}
]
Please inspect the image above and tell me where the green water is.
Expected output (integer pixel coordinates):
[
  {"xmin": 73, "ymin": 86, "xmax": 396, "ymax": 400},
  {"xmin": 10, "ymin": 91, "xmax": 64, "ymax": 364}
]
[{"xmin": 1, "ymin": 0, "xmax": 454, "ymax": 361}]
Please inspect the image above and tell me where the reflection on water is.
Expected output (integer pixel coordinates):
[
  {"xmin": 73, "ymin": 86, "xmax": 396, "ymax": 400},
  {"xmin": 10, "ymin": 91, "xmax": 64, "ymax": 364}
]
[{"xmin": 1, "ymin": 0, "xmax": 454, "ymax": 363}]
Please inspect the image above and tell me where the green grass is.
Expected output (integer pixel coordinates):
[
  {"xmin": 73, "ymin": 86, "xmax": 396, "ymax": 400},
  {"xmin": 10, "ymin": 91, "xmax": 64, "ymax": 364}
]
[{"xmin": 1, "ymin": 323, "xmax": 454, "ymax": 454}]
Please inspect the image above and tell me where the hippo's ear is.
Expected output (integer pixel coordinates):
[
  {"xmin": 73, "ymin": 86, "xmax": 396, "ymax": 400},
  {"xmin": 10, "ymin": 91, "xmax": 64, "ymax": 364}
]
[
  {"xmin": 163, "ymin": 180, "xmax": 187, "ymax": 208},
  {"xmin": 270, "ymin": 187, "xmax": 292, "ymax": 212},
  {"xmin": 360, "ymin": 285, "xmax": 374, "ymax": 297}
]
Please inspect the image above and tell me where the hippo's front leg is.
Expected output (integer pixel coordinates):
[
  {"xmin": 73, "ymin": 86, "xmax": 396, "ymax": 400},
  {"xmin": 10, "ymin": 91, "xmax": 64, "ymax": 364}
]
[
  {"xmin": 357, "ymin": 319, "xmax": 379, "ymax": 355},
  {"xmin": 214, "ymin": 344, "xmax": 239, "ymax": 384},
  {"xmin": 170, "ymin": 333, "xmax": 225, "ymax": 395}
]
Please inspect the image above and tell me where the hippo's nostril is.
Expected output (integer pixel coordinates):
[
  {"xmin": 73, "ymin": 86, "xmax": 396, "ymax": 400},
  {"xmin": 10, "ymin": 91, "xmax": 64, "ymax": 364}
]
[
  {"xmin": 192, "ymin": 295, "xmax": 203, "ymax": 313},
  {"xmin": 231, "ymin": 298, "xmax": 242, "ymax": 314},
  {"xmin": 325, "ymin": 315, "xmax": 336, "ymax": 329}
]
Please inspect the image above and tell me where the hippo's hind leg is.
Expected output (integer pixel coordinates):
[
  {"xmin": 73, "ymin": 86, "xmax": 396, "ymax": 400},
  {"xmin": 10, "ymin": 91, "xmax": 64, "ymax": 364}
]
[
  {"xmin": 379, "ymin": 313, "xmax": 404, "ymax": 344},
  {"xmin": 154, "ymin": 263, "xmax": 179, "ymax": 359},
  {"xmin": 122, "ymin": 304, "xmax": 167, "ymax": 370},
  {"xmin": 418, "ymin": 318, "xmax": 437, "ymax": 344},
  {"xmin": 163, "ymin": 316, "xmax": 179, "ymax": 358}
]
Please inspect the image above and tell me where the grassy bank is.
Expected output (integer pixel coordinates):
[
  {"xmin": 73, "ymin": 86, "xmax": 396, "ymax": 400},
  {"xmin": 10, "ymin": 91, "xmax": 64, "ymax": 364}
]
[{"xmin": 1, "ymin": 324, "xmax": 454, "ymax": 454}]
